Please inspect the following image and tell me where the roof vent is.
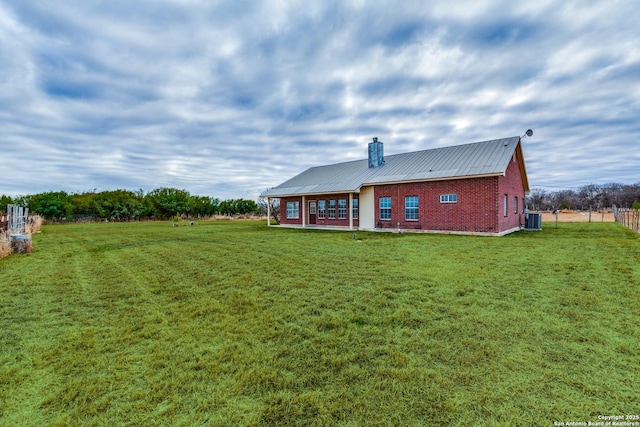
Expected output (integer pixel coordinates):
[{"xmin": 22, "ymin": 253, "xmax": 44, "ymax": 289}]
[{"xmin": 368, "ymin": 137, "xmax": 384, "ymax": 168}]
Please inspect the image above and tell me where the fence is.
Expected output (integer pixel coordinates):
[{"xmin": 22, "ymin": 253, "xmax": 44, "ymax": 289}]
[
  {"xmin": 613, "ymin": 204, "xmax": 640, "ymax": 232},
  {"xmin": 3, "ymin": 204, "xmax": 30, "ymax": 235}
]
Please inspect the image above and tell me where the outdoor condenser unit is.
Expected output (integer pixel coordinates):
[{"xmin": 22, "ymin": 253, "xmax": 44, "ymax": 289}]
[{"xmin": 524, "ymin": 213, "xmax": 542, "ymax": 231}]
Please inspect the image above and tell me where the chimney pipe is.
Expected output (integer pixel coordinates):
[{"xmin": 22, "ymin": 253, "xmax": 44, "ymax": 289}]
[{"xmin": 368, "ymin": 137, "xmax": 384, "ymax": 168}]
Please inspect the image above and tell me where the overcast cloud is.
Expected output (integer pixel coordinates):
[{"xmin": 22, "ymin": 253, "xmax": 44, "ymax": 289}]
[{"xmin": 1, "ymin": 0, "xmax": 638, "ymax": 199}]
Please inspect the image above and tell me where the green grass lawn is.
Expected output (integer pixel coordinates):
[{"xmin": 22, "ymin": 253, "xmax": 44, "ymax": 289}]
[{"xmin": 1, "ymin": 220, "xmax": 639, "ymax": 426}]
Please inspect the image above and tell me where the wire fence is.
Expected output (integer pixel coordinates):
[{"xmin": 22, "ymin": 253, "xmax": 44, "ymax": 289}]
[{"xmin": 612, "ymin": 205, "xmax": 640, "ymax": 232}]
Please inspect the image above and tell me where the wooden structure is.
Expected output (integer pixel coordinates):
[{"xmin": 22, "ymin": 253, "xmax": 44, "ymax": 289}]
[{"xmin": 4, "ymin": 204, "xmax": 33, "ymax": 253}]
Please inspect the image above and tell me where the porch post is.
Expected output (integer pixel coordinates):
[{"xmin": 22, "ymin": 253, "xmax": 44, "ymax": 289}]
[
  {"xmin": 349, "ymin": 193, "xmax": 353, "ymax": 230},
  {"xmin": 302, "ymin": 195, "xmax": 306, "ymax": 228},
  {"xmin": 267, "ymin": 197, "xmax": 271, "ymax": 226}
]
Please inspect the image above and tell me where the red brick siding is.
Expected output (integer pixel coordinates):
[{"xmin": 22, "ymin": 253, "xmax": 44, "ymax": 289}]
[
  {"xmin": 374, "ymin": 177, "xmax": 500, "ymax": 233},
  {"xmin": 497, "ymin": 151, "xmax": 527, "ymax": 231},
  {"xmin": 279, "ymin": 197, "xmax": 303, "ymax": 225},
  {"xmin": 279, "ymin": 194, "xmax": 359, "ymax": 227}
]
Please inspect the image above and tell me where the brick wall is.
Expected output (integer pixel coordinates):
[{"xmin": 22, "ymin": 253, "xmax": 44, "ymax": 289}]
[
  {"xmin": 279, "ymin": 194, "xmax": 360, "ymax": 227},
  {"xmin": 497, "ymin": 150, "xmax": 527, "ymax": 231},
  {"xmin": 372, "ymin": 148, "xmax": 526, "ymax": 234},
  {"xmin": 373, "ymin": 177, "xmax": 500, "ymax": 233}
]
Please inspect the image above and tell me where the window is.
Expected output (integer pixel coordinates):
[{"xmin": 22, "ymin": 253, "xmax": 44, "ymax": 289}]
[
  {"xmin": 318, "ymin": 200, "xmax": 326, "ymax": 219},
  {"xmin": 309, "ymin": 201, "xmax": 316, "ymax": 215},
  {"xmin": 405, "ymin": 196, "xmax": 419, "ymax": 221},
  {"xmin": 352, "ymin": 199, "xmax": 359, "ymax": 219},
  {"xmin": 379, "ymin": 197, "xmax": 391, "ymax": 220},
  {"xmin": 440, "ymin": 194, "xmax": 457, "ymax": 203},
  {"xmin": 285, "ymin": 201, "xmax": 299, "ymax": 219},
  {"xmin": 328, "ymin": 200, "xmax": 336, "ymax": 219},
  {"xmin": 338, "ymin": 199, "xmax": 347, "ymax": 219},
  {"xmin": 514, "ymin": 196, "xmax": 518, "ymax": 214},
  {"xmin": 504, "ymin": 194, "xmax": 508, "ymax": 217}
]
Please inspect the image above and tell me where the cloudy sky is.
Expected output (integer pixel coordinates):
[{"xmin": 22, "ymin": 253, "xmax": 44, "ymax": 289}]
[{"xmin": 1, "ymin": 1, "xmax": 638, "ymax": 199}]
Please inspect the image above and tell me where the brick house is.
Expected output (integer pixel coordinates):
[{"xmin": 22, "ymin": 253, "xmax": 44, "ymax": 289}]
[{"xmin": 261, "ymin": 136, "xmax": 530, "ymax": 235}]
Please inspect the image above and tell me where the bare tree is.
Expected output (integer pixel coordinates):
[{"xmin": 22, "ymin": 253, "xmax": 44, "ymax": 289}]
[
  {"xmin": 258, "ymin": 197, "xmax": 280, "ymax": 224},
  {"xmin": 578, "ymin": 184, "xmax": 602, "ymax": 210},
  {"xmin": 527, "ymin": 188, "xmax": 547, "ymax": 210}
]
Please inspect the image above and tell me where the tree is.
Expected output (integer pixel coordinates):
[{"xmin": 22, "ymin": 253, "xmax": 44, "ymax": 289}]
[
  {"xmin": 1, "ymin": 194, "xmax": 13, "ymax": 210},
  {"xmin": 188, "ymin": 196, "xmax": 220, "ymax": 217},
  {"xmin": 526, "ymin": 189, "xmax": 546, "ymax": 211},
  {"xmin": 24, "ymin": 191, "xmax": 73, "ymax": 220},
  {"xmin": 145, "ymin": 188, "xmax": 190, "ymax": 219},
  {"xmin": 258, "ymin": 197, "xmax": 280, "ymax": 224},
  {"xmin": 93, "ymin": 190, "xmax": 145, "ymax": 220},
  {"xmin": 578, "ymin": 184, "xmax": 602, "ymax": 210}
]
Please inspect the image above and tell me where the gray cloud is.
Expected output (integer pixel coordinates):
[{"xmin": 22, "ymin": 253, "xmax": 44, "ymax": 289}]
[{"xmin": 1, "ymin": 0, "xmax": 638, "ymax": 199}]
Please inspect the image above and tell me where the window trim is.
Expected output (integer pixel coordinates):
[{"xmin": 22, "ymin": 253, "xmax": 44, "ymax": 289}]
[
  {"xmin": 318, "ymin": 200, "xmax": 326, "ymax": 219},
  {"xmin": 504, "ymin": 194, "xmax": 508, "ymax": 217},
  {"xmin": 285, "ymin": 201, "xmax": 299, "ymax": 219},
  {"xmin": 379, "ymin": 197, "xmax": 392, "ymax": 220},
  {"xmin": 352, "ymin": 198, "xmax": 359, "ymax": 220},
  {"xmin": 328, "ymin": 199, "xmax": 336, "ymax": 219},
  {"xmin": 338, "ymin": 199, "xmax": 347, "ymax": 219},
  {"xmin": 405, "ymin": 195, "xmax": 419, "ymax": 221},
  {"xmin": 440, "ymin": 194, "xmax": 457, "ymax": 203}
]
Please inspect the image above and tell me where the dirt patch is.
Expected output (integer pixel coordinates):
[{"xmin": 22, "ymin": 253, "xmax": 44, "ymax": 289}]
[{"xmin": 538, "ymin": 210, "xmax": 615, "ymax": 223}]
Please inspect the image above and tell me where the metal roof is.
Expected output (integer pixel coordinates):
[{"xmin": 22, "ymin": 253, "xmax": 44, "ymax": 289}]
[{"xmin": 262, "ymin": 136, "xmax": 526, "ymax": 197}]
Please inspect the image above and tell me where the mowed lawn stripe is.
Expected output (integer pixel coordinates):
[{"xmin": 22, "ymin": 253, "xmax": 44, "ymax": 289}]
[{"xmin": 1, "ymin": 220, "xmax": 638, "ymax": 426}]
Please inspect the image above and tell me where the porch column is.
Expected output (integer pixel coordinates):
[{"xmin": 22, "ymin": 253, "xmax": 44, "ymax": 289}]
[
  {"xmin": 302, "ymin": 195, "xmax": 306, "ymax": 228},
  {"xmin": 267, "ymin": 197, "xmax": 271, "ymax": 226},
  {"xmin": 349, "ymin": 193, "xmax": 353, "ymax": 230}
]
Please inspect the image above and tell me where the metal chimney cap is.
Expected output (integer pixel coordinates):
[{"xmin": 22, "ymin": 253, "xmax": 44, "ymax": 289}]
[{"xmin": 373, "ymin": 137, "xmax": 378, "ymax": 142}]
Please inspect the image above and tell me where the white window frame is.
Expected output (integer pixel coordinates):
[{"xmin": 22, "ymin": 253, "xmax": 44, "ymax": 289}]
[
  {"xmin": 328, "ymin": 199, "xmax": 336, "ymax": 219},
  {"xmin": 318, "ymin": 200, "xmax": 326, "ymax": 219},
  {"xmin": 352, "ymin": 199, "xmax": 359, "ymax": 219},
  {"xmin": 405, "ymin": 196, "xmax": 419, "ymax": 221},
  {"xmin": 440, "ymin": 194, "xmax": 457, "ymax": 203},
  {"xmin": 504, "ymin": 194, "xmax": 508, "ymax": 217},
  {"xmin": 338, "ymin": 199, "xmax": 347, "ymax": 219},
  {"xmin": 379, "ymin": 197, "xmax": 391, "ymax": 220},
  {"xmin": 286, "ymin": 201, "xmax": 299, "ymax": 219}
]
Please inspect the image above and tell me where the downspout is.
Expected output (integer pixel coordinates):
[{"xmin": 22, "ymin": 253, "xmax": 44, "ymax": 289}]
[
  {"xmin": 349, "ymin": 193, "xmax": 353, "ymax": 230},
  {"xmin": 397, "ymin": 184, "xmax": 400, "ymax": 231}
]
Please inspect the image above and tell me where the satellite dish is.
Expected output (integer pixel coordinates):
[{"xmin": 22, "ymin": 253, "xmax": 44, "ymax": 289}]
[{"xmin": 521, "ymin": 129, "xmax": 534, "ymax": 138}]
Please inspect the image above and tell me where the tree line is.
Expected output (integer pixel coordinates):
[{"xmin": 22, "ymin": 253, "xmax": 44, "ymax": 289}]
[
  {"xmin": 0, "ymin": 188, "xmax": 259, "ymax": 221},
  {"xmin": 526, "ymin": 183, "xmax": 640, "ymax": 211}
]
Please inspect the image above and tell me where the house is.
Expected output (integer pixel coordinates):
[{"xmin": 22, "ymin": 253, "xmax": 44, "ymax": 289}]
[{"xmin": 261, "ymin": 135, "xmax": 530, "ymax": 235}]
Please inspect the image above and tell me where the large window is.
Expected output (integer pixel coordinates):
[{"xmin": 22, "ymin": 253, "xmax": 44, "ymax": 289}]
[
  {"xmin": 379, "ymin": 197, "xmax": 391, "ymax": 220},
  {"xmin": 338, "ymin": 199, "xmax": 347, "ymax": 219},
  {"xmin": 352, "ymin": 199, "xmax": 359, "ymax": 219},
  {"xmin": 328, "ymin": 200, "xmax": 336, "ymax": 219},
  {"xmin": 440, "ymin": 194, "xmax": 457, "ymax": 203},
  {"xmin": 405, "ymin": 196, "xmax": 419, "ymax": 221},
  {"xmin": 318, "ymin": 200, "xmax": 326, "ymax": 219},
  {"xmin": 286, "ymin": 201, "xmax": 299, "ymax": 219}
]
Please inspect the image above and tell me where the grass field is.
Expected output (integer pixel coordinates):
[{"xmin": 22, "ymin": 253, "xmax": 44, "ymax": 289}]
[{"xmin": 1, "ymin": 220, "xmax": 639, "ymax": 426}]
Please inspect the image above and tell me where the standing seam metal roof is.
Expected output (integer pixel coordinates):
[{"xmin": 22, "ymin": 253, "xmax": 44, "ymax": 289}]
[{"xmin": 262, "ymin": 136, "xmax": 524, "ymax": 197}]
